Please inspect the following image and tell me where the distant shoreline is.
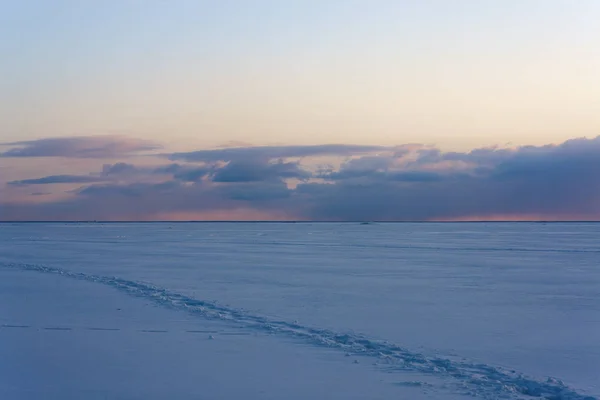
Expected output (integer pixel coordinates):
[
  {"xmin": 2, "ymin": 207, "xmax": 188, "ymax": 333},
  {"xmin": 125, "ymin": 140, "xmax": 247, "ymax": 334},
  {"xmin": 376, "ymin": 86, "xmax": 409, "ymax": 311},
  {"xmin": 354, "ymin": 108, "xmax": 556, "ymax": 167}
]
[{"xmin": 1, "ymin": 220, "xmax": 599, "ymax": 224}]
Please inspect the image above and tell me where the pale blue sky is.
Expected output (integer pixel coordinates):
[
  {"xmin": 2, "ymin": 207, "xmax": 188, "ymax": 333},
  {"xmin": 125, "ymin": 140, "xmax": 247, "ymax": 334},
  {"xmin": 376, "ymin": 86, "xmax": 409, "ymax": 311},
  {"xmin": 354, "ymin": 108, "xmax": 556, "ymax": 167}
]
[{"xmin": 2, "ymin": 0, "xmax": 599, "ymax": 150}]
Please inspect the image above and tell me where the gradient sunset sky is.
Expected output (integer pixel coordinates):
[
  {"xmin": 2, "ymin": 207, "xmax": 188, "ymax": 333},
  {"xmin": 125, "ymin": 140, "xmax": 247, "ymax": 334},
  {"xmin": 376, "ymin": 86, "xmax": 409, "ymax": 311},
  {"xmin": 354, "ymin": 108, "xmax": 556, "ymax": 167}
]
[{"xmin": 1, "ymin": 1, "xmax": 599, "ymax": 221}]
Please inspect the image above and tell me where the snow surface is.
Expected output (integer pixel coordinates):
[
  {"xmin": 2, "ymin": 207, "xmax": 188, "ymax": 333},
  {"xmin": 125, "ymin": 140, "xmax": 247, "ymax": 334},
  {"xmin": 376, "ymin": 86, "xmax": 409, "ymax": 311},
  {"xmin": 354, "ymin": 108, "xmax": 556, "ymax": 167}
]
[{"xmin": 1, "ymin": 222, "xmax": 598, "ymax": 399}]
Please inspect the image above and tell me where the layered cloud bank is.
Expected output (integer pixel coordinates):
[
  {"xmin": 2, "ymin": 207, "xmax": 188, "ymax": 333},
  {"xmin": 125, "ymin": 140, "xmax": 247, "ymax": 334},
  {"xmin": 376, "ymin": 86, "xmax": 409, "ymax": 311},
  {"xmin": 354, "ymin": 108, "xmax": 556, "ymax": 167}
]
[
  {"xmin": 1, "ymin": 136, "xmax": 159, "ymax": 159},
  {"xmin": 1, "ymin": 136, "xmax": 599, "ymax": 221}
]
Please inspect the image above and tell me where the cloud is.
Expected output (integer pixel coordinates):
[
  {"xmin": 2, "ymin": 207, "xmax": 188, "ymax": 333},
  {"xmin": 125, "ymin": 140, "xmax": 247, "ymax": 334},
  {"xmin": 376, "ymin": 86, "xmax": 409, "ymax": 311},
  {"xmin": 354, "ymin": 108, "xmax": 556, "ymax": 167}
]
[
  {"xmin": 154, "ymin": 159, "xmax": 311, "ymax": 183},
  {"xmin": 2, "ymin": 136, "xmax": 600, "ymax": 221},
  {"xmin": 170, "ymin": 144, "xmax": 390, "ymax": 162},
  {"xmin": 101, "ymin": 162, "xmax": 138, "ymax": 176},
  {"xmin": 298, "ymin": 136, "xmax": 600, "ymax": 220},
  {"xmin": 321, "ymin": 154, "xmax": 462, "ymax": 183},
  {"xmin": 0, "ymin": 136, "xmax": 160, "ymax": 158},
  {"xmin": 100, "ymin": 162, "xmax": 209, "ymax": 181},
  {"xmin": 0, "ymin": 179, "xmax": 296, "ymax": 221},
  {"xmin": 173, "ymin": 167, "xmax": 211, "ymax": 182},
  {"xmin": 8, "ymin": 175, "xmax": 106, "ymax": 186},
  {"xmin": 212, "ymin": 160, "xmax": 310, "ymax": 183},
  {"xmin": 76, "ymin": 181, "xmax": 188, "ymax": 200},
  {"xmin": 73, "ymin": 180, "xmax": 294, "ymax": 204},
  {"xmin": 319, "ymin": 156, "xmax": 393, "ymax": 180},
  {"xmin": 387, "ymin": 171, "xmax": 447, "ymax": 182},
  {"xmin": 216, "ymin": 181, "xmax": 292, "ymax": 201},
  {"xmin": 153, "ymin": 163, "xmax": 184, "ymax": 174}
]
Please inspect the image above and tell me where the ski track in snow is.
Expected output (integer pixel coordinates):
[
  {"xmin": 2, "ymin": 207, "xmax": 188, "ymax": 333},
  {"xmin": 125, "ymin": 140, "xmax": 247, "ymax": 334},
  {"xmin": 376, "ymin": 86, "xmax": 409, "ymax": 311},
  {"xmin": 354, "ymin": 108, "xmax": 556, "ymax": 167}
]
[{"xmin": 2, "ymin": 262, "xmax": 596, "ymax": 400}]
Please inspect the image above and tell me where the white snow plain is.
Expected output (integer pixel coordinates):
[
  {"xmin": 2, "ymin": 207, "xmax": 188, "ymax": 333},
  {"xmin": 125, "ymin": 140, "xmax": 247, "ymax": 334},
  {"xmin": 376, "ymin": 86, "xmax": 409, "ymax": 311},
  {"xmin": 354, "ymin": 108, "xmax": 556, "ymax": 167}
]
[{"xmin": 1, "ymin": 222, "xmax": 598, "ymax": 400}]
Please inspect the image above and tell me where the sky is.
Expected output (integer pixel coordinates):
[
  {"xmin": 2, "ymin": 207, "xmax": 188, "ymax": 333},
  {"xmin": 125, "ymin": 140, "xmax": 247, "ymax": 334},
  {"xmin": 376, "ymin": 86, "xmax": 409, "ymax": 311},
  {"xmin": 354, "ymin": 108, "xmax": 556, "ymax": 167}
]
[{"xmin": 1, "ymin": 0, "xmax": 599, "ymax": 221}]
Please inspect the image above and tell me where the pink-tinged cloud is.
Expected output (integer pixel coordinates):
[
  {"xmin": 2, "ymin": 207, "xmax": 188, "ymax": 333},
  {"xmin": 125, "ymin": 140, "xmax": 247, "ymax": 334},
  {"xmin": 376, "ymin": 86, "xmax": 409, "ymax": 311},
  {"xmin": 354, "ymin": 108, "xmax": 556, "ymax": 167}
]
[
  {"xmin": 169, "ymin": 144, "xmax": 392, "ymax": 162},
  {"xmin": 8, "ymin": 175, "xmax": 107, "ymax": 186},
  {"xmin": 0, "ymin": 136, "xmax": 160, "ymax": 159},
  {"xmin": 1, "ymin": 136, "xmax": 600, "ymax": 221}
]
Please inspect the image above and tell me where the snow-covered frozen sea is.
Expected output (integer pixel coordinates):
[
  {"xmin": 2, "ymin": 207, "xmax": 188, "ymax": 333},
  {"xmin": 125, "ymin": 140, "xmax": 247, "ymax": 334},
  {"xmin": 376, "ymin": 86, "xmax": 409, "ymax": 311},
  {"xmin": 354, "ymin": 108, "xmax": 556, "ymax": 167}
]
[{"xmin": 1, "ymin": 222, "xmax": 598, "ymax": 400}]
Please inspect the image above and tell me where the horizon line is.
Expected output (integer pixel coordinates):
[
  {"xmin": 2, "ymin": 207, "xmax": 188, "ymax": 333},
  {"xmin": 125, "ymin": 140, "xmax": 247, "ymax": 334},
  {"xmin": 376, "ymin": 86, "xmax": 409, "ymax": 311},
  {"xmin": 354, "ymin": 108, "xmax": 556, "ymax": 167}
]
[{"xmin": 2, "ymin": 220, "xmax": 599, "ymax": 224}]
